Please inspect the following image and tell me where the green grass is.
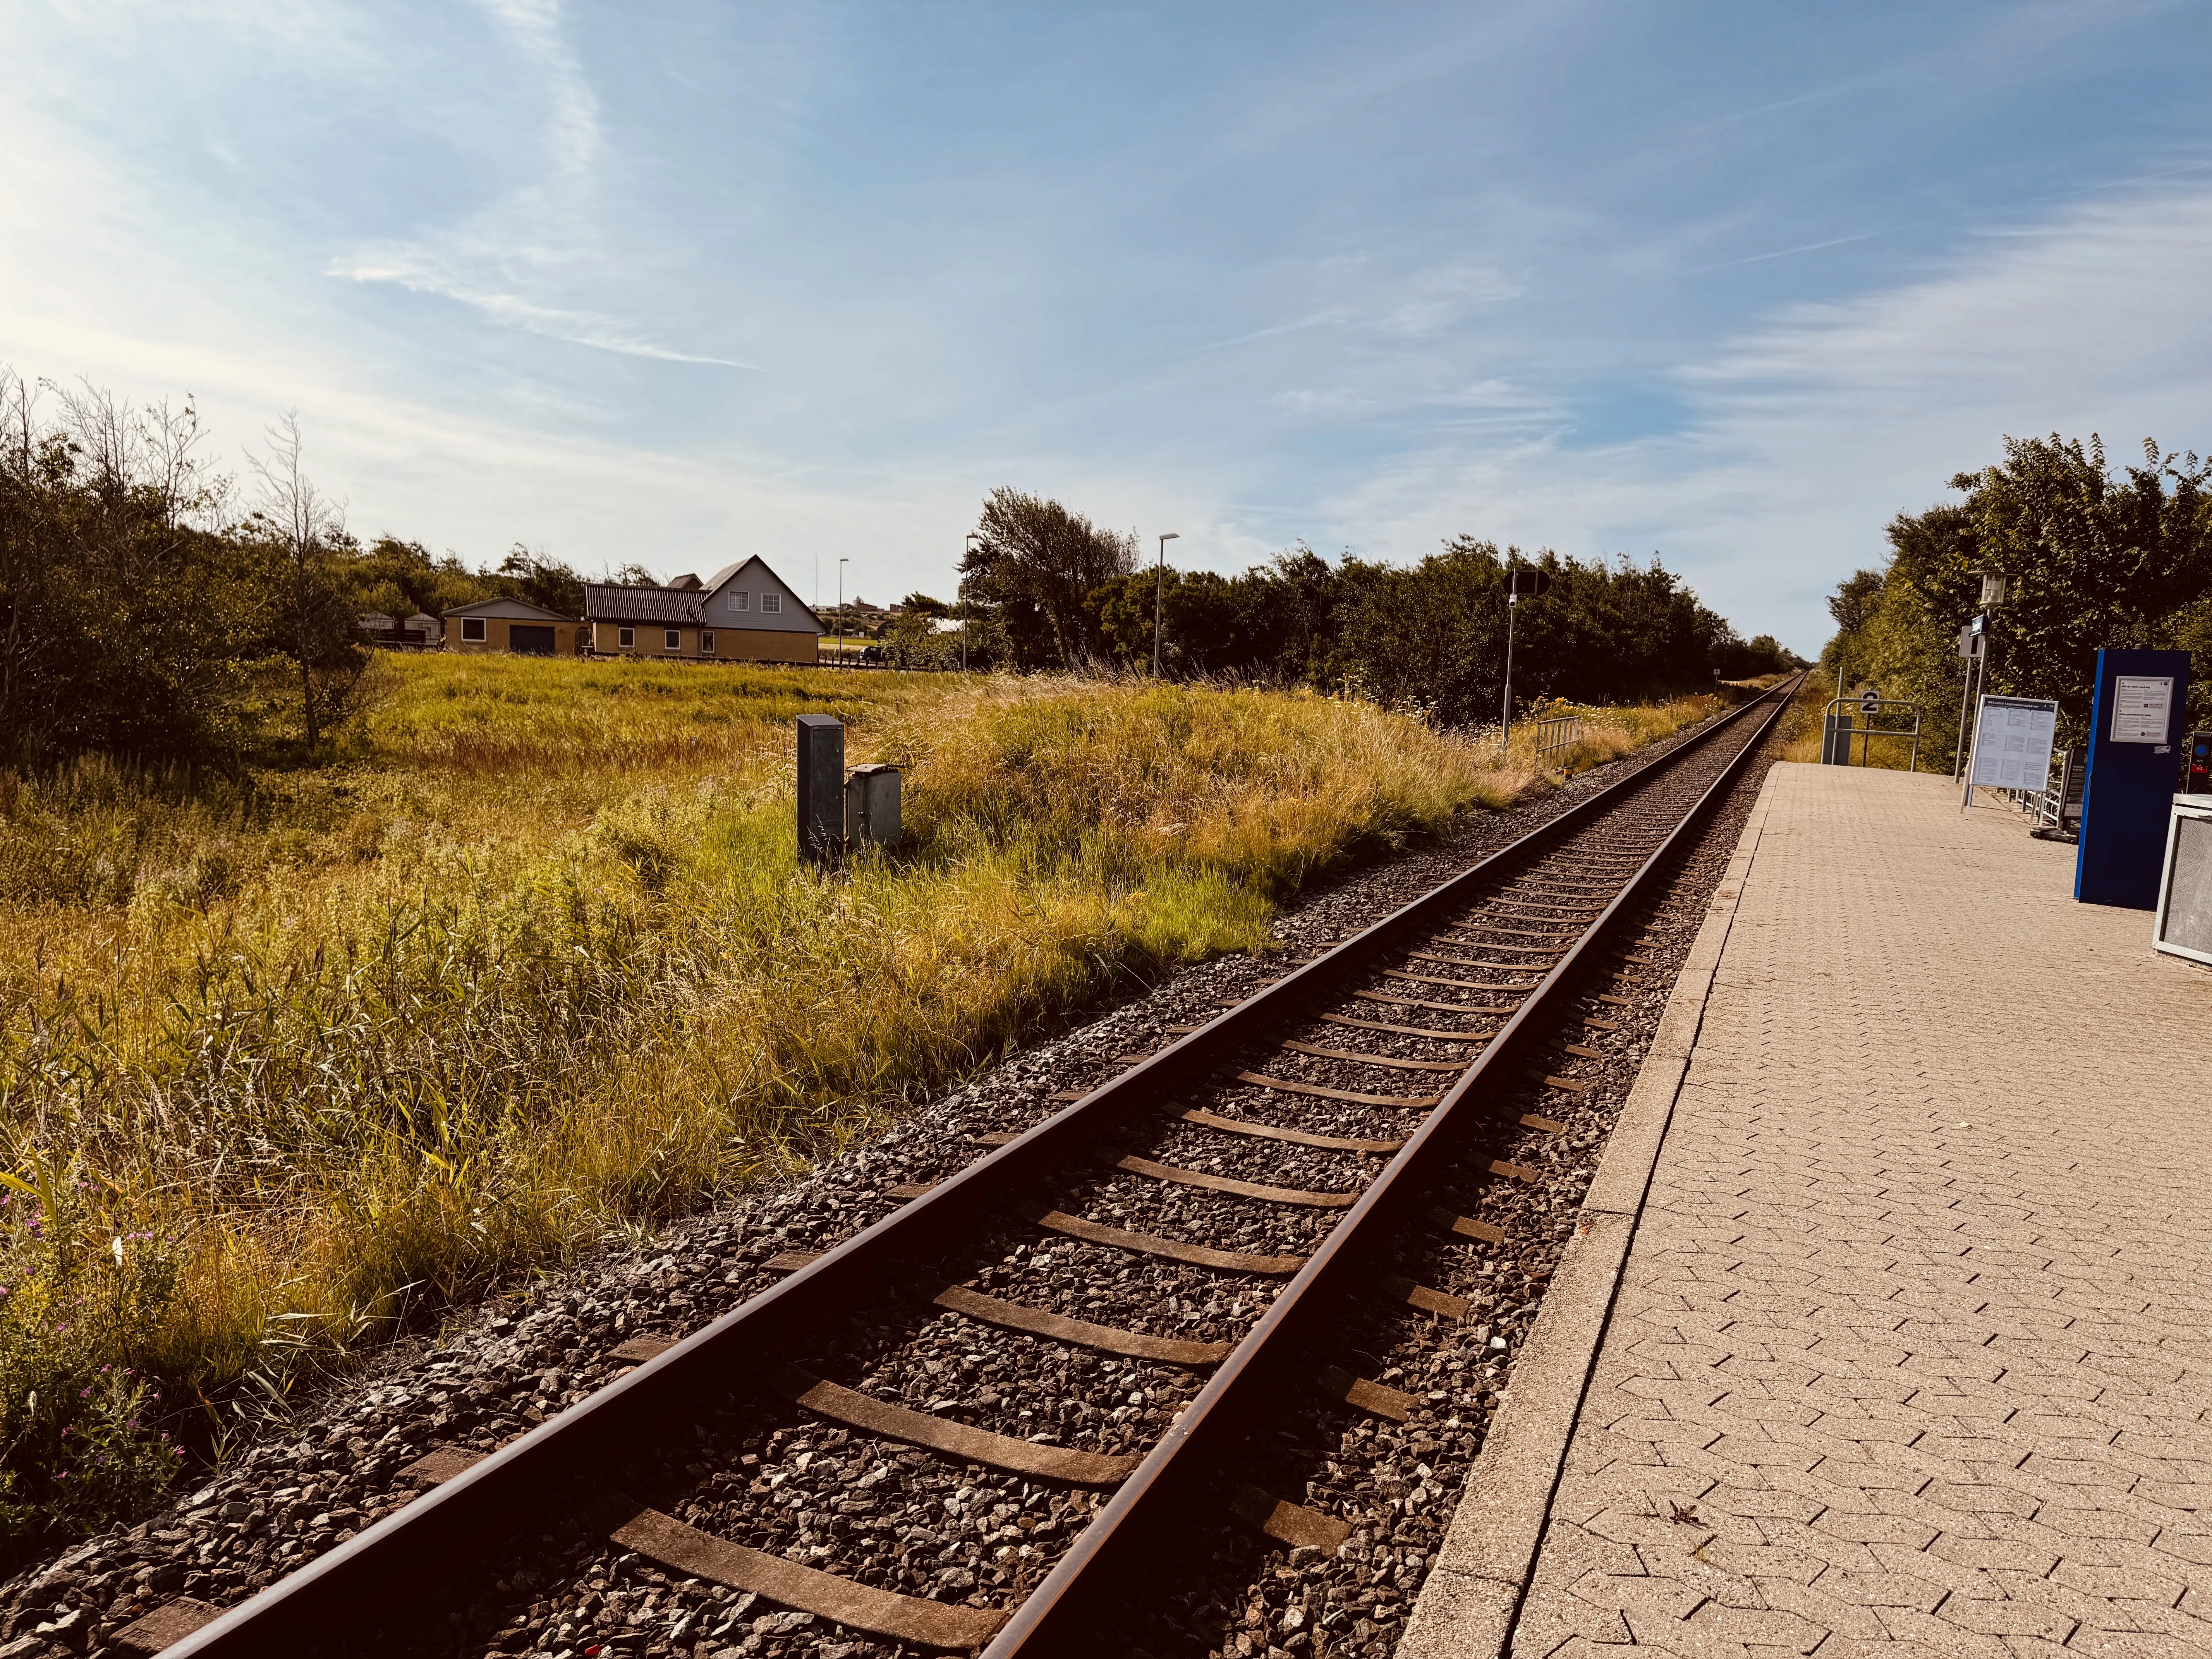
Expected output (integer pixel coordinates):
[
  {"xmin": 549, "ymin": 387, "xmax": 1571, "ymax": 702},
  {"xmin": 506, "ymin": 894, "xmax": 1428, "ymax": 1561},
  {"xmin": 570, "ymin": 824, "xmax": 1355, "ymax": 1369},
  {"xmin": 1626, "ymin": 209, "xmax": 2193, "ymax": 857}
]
[{"xmin": 0, "ymin": 654, "xmax": 1697, "ymax": 1554}]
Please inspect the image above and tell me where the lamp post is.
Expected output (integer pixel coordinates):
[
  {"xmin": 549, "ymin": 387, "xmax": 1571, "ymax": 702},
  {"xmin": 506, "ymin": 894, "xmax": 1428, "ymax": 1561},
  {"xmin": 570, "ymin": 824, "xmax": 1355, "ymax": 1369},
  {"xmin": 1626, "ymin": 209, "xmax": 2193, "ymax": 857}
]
[
  {"xmin": 837, "ymin": 557, "xmax": 849, "ymax": 668},
  {"xmin": 962, "ymin": 533, "xmax": 982, "ymax": 673},
  {"xmin": 1153, "ymin": 532, "xmax": 1180, "ymax": 677}
]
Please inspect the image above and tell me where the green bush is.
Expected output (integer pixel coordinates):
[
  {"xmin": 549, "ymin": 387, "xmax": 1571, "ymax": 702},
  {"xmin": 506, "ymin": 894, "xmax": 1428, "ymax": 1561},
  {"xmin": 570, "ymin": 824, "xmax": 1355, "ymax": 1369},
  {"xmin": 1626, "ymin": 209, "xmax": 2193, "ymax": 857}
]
[{"xmin": 0, "ymin": 1168, "xmax": 187, "ymax": 1565}]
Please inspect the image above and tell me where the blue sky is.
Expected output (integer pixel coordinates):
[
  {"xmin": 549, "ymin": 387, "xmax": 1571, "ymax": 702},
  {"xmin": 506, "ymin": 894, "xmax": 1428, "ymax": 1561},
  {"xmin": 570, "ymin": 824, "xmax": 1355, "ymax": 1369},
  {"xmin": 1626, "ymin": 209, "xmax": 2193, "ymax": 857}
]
[{"xmin": 7, "ymin": 2, "xmax": 2212, "ymax": 652}]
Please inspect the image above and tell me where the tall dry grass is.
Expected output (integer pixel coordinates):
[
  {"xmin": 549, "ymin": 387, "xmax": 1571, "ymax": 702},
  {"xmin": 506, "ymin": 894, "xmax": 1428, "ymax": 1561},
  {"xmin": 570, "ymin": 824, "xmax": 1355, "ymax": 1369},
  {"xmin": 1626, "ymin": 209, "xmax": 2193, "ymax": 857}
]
[{"xmin": 0, "ymin": 655, "xmax": 1700, "ymax": 1549}]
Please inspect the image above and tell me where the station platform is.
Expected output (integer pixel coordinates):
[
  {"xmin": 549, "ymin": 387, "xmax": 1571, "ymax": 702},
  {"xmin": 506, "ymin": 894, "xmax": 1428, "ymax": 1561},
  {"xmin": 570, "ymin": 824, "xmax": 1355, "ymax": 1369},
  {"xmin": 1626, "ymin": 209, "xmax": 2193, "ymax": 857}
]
[{"xmin": 1406, "ymin": 765, "xmax": 2212, "ymax": 1659}]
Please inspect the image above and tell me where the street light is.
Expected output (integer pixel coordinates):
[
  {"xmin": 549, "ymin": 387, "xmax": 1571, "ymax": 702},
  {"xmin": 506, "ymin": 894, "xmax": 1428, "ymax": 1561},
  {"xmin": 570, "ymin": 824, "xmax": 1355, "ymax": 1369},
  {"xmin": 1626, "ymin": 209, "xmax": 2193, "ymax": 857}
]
[
  {"xmin": 962, "ymin": 533, "xmax": 983, "ymax": 673},
  {"xmin": 1153, "ymin": 532, "xmax": 1180, "ymax": 677},
  {"xmin": 837, "ymin": 557, "xmax": 849, "ymax": 668}
]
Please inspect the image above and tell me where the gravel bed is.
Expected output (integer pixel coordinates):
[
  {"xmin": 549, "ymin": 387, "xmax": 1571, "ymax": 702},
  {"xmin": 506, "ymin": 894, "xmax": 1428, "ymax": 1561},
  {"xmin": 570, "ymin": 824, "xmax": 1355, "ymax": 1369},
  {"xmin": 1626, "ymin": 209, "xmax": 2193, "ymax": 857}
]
[
  {"xmin": 0, "ymin": 702, "xmax": 1764, "ymax": 1659},
  {"xmin": 1116, "ymin": 713, "xmax": 1793, "ymax": 1659}
]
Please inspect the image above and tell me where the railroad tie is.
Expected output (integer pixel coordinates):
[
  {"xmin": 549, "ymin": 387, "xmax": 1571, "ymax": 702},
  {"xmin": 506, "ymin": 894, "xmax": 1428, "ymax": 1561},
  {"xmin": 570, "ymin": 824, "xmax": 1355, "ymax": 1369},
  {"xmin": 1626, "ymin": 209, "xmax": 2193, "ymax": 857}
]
[
  {"xmin": 398, "ymin": 1444, "xmax": 491, "ymax": 1484},
  {"xmin": 1180, "ymin": 1107, "xmax": 1405, "ymax": 1154},
  {"xmin": 1520, "ymin": 1112, "xmax": 1567, "ymax": 1133},
  {"xmin": 1235, "ymin": 1070, "xmax": 1442, "ymax": 1108},
  {"xmin": 766, "ymin": 1363, "xmax": 1142, "ymax": 1484},
  {"xmin": 930, "ymin": 1283, "xmax": 1231, "ymax": 1365},
  {"xmin": 603, "ymin": 1499, "xmax": 1008, "ymax": 1649},
  {"xmin": 887, "ymin": 1180, "xmax": 937, "ymax": 1199},
  {"xmin": 114, "ymin": 1601, "xmax": 221, "ymax": 1657},
  {"xmin": 1355, "ymin": 989, "xmax": 1523, "ymax": 1014},
  {"xmin": 1319, "ymin": 1011, "xmax": 1499, "ymax": 1043},
  {"xmin": 1101, "ymin": 1151, "xmax": 1360, "ymax": 1209},
  {"xmin": 1543, "ymin": 1074, "xmax": 1592, "ymax": 1094},
  {"xmin": 1489, "ymin": 1159, "xmax": 1542, "ymax": 1184},
  {"xmin": 1022, "ymin": 1202, "xmax": 1307, "ymax": 1274},
  {"xmin": 765, "ymin": 1249, "xmax": 824, "ymax": 1272},
  {"xmin": 1229, "ymin": 1487, "xmax": 1353, "ymax": 1553},
  {"xmin": 1582, "ymin": 1016, "xmax": 1621, "ymax": 1030},
  {"xmin": 1316, "ymin": 1361, "xmax": 1414, "ymax": 1422},
  {"xmin": 1281, "ymin": 1038, "xmax": 1465, "ymax": 1073},
  {"xmin": 1384, "ymin": 967, "xmax": 1511, "ymax": 992},
  {"xmin": 1562, "ymin": 1043, "xmax": 1606, "ymax": 1059},
  {"xmin": 1378, "ymin": 1274, "xmax": 1470, "ymax": 1319},
  {"xmin": 1431, "ymin": 1207, "xmax": 1506, "ymax": 1243}
]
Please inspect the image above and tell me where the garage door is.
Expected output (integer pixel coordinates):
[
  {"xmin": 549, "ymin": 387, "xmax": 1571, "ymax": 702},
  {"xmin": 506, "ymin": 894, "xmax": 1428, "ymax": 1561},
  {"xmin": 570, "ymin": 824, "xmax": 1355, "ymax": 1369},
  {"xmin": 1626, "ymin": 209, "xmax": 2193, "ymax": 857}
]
[{"xmin": 509, "ymin": 625, "xmax": 556, "ymax": 656}]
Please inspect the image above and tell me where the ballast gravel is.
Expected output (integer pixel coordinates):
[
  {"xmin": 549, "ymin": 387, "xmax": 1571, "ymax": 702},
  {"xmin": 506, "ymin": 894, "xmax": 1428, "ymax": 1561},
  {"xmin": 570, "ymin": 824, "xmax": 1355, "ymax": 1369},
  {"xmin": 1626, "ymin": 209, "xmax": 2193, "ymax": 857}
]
[{"xmin": 0, "ymin": 703, "xmax": 1771, "ymax": 1659}]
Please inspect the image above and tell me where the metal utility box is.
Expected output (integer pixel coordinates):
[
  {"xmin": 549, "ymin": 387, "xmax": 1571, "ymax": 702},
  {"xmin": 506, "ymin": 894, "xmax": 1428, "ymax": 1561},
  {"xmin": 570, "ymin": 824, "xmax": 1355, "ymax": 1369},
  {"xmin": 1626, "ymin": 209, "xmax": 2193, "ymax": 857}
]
[
  {"xmin": 797, "ymin": 715, "xmax": 845, "ymax": 867},
  {"xmin": 2154, "ymin": 795, "xmax": 2212, "ymax": 966},
  {"xmin": 2187, "ymin": 730, "xmax": 2212, "ymax": 794},
  {"xmin": 845, "ymin": 764, "xmax": 902, "ymax": 851}
]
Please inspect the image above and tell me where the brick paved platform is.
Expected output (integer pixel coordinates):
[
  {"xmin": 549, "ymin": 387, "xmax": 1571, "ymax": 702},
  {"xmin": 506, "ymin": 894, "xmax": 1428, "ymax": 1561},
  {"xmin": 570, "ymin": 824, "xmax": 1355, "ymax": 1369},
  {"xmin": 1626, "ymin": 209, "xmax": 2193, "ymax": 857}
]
[{"xmin": 1443, "ymin": 765, "xmax": 2212, "ymax": 1658}]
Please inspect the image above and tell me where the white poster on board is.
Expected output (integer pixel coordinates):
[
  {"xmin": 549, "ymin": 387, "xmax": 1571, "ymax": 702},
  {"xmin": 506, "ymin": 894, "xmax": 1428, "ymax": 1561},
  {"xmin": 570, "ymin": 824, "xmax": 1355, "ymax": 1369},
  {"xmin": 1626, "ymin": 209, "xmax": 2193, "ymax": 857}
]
[
  {"xmin": 1969, "ymin": 694, "xmax": 2059, "ymax": 790},
  {"xmin": 2110, "ymin": 675, "xmax": 2174, "ymax": 744}
]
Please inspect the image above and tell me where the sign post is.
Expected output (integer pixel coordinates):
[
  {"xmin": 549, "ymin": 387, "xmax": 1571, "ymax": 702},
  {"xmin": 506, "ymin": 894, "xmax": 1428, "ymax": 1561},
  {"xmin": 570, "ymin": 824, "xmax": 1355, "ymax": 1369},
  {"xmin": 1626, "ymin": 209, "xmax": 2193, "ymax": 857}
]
[{"xmin": 2076, "ymin": 648, "xmax": 2193, "ymax": 908}]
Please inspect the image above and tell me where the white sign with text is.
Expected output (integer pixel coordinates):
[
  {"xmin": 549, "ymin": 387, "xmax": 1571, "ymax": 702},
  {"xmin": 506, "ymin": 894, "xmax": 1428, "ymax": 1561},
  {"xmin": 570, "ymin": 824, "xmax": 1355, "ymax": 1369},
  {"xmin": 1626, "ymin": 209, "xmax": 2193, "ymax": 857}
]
[{"xmin": 1969, "ymin": 694, "xmax": 2059, "ymax": 790}]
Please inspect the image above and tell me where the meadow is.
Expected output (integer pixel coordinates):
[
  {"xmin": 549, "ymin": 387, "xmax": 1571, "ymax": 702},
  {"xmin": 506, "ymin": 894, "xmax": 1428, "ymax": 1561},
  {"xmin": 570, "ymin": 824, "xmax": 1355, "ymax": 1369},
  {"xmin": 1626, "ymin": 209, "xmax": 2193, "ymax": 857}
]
[{"xmin": 0, "ymin": 654, "xmax": 1715, "ymax": 1550}]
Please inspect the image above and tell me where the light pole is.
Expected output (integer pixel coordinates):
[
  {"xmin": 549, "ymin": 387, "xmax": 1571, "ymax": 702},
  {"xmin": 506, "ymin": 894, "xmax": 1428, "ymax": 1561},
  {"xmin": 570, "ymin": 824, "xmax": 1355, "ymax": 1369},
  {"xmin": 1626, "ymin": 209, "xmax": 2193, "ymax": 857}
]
[
  {"xmin": 1502, "ymin": 570, "xmax": 1520, "ymax": 745},
  {"xmin": 962, "ymin": 533, "xmax": 982, "ymax": 673},
  {"xmin": 1153, "ymin": 532, "xmax": 1180, "ymax": 677},
  {"xmin": 837, "ymin": 557, "xmax": 849, "ymax": 667}
]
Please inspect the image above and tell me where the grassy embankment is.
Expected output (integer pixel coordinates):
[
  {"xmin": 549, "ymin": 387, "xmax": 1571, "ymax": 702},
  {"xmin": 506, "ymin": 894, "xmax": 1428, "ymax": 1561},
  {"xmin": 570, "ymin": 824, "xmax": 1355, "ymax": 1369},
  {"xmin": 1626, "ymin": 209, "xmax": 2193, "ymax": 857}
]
[
  {"xmin": 0, "ymin": 655, "xmax": 1714, "ymax": 1550},
  {"xmin": 1777, "ymin": 668, "xmax": 1926, "ymax": 769}
]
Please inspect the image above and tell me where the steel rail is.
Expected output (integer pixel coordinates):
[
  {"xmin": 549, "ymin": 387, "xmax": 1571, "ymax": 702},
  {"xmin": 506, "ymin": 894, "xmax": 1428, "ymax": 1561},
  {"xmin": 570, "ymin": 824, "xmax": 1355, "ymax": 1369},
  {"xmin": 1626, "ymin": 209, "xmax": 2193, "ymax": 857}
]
[
  {"xmin": 984, "ymin": 676, "xmax": 1800, "ymax": 1653},
  {"xmin": 163, "ymin": 678, "xmax": 1798, "ymax": 1658}
]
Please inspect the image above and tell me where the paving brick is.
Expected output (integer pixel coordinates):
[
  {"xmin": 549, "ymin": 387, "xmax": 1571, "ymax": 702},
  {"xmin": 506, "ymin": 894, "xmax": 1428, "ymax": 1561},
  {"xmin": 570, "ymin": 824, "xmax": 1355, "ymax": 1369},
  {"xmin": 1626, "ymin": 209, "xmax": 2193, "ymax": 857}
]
[{"xmin": 1480, "ymin": 769, "xmax": 2212, "ymax": 1658}]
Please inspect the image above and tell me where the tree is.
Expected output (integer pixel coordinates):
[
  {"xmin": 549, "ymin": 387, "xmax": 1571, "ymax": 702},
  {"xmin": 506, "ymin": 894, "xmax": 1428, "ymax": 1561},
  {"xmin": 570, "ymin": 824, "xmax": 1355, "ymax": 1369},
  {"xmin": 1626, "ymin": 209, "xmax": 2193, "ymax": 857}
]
[
  {"xmin": 959, "ymin": 488, "xmax": 1136, "ymax": 669},
  {"xmin": 1957, "ymin": 434, "xmax": 2211, "ymax": 736},
  {"xmin": 0, "ymin": 371, "xmax": 249, "ymax": 766},
  {"xmin": 497, "ymin": 544, "xmax": 587, "ymax": 616},
  {"xmin": 245, "ymin": 412, "xmax": 368, "ymax": 754}
]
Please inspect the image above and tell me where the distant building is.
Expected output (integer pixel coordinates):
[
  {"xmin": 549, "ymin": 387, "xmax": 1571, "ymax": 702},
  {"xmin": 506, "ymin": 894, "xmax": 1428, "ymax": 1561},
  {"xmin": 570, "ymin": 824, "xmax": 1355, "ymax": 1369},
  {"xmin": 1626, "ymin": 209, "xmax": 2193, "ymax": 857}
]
[
  {"xmin": 361, "ymin": 611, "xmax": 446, "ymax": 650},
  {"xmin": 441, "ymin": 597, "xmax": 584, "ymax": 656},
  {"xmin": 584, "ymin": 557, "xmax": 825, "ymax": 664}
]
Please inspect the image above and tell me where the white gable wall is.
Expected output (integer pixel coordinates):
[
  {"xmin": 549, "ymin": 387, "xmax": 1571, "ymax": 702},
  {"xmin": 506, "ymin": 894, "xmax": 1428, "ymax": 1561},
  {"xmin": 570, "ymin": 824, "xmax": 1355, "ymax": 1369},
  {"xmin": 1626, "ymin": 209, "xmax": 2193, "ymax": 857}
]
[{"xmin": 705, "ymin": 558, "xmax": 820, "ymax": 634}]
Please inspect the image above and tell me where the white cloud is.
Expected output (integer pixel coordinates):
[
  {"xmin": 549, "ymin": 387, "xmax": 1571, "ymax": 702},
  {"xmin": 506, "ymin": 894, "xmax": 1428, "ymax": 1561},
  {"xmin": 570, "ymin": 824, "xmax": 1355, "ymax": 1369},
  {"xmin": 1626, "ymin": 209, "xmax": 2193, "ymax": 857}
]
[{"xmin": 1305, "ymin": 184, "xmax": 2212, "ymax": 651}]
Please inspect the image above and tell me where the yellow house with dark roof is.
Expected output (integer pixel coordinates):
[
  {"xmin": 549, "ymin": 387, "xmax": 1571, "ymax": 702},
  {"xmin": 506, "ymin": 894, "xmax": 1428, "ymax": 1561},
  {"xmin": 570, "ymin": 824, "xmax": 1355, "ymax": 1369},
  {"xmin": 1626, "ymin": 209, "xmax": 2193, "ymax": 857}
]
[{"xmin": 584, "ymin": 556, "xmax": 825, "ymax": 663}]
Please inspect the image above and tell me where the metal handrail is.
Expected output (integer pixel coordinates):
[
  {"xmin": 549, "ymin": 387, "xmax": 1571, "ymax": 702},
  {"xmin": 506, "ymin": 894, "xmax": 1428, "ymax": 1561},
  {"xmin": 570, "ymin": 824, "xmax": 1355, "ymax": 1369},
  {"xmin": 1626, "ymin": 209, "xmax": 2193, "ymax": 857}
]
[
  {"xmin": 1822, "ymin": 697, "xmax": 1922, "ymax": 771},
  {"xmin": 1530, "ymin": 713, "xmax": 1580, "ymax": 762}
]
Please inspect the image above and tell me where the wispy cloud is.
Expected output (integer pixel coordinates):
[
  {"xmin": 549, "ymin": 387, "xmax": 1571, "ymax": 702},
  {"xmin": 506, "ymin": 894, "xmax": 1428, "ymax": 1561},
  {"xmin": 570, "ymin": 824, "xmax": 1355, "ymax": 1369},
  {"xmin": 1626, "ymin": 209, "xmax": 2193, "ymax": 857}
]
[
  {"xmin": 1309, "ymin": 184, "xmax": 2212, "ymax": 650},
  {"xmin": 330, "ymin": 0, "xmax": 752, "ymax": 369}
]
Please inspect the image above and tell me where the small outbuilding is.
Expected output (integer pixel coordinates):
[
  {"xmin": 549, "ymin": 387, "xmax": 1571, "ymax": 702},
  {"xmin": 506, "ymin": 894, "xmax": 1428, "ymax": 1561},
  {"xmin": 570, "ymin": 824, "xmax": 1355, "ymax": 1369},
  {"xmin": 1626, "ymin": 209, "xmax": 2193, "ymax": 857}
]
[
  {"xmin": 584, "ymin": 556, "xmax": 824, "ymax": 664},
  {"xmin": 441, "ymin": 597, "xmax": 582, "ymax": 656}
]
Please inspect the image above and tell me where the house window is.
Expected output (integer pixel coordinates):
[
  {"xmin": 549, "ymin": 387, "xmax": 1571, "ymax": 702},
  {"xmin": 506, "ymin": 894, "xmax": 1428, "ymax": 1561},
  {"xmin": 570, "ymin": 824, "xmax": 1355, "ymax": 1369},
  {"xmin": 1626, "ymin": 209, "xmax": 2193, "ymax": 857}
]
[
  {"xmin": 665, "ymin": 629, "xmax": 681, "ymax": 651},
  {"xmin": 461, "ymin": 618, "xmax": 487, "ymax": 642},
  {"xmin": 701, "ymin": 630, "xmax": 716, "ymax": 654},
  {"xmin": 728, "ymin": 591, "xmax": 749, "ymax": 612},
  {"xmin": 618, "ymin": 626, "xmax": 635, "ymax": 649},
  {"xmin": 761, "ymin": 592, "xmax": 781, "ymax": 614}
]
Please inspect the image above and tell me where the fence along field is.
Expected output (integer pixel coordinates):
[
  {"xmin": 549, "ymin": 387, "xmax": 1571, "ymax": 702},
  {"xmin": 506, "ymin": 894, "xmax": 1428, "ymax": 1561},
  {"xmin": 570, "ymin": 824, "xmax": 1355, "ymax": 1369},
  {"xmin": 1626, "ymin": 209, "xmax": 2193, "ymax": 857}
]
[{"xmin": 0, "ymin": 650, "xmax": 1728, "ymax": 1554}]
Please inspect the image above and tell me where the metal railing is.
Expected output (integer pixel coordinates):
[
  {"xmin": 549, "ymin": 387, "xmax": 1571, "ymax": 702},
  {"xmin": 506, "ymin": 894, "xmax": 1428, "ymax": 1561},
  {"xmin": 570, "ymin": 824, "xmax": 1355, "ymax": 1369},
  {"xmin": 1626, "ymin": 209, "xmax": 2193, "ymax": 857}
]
[
  {"xmin": 1995, "ymin": 746, "xmax": 2081, "ymax": 836},
  {"xmin": 1529, "ymin": 713, "xmax": 1580, "ymax": 762},
  {"xmin": 1822, "ymin": 697, "xmax": 1923, "ymax": 770}
]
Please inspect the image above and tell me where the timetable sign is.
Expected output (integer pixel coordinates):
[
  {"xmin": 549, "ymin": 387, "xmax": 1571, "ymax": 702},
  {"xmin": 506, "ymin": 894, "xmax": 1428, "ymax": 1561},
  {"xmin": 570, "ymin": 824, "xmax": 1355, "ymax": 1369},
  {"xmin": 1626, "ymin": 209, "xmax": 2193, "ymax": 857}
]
[
  {"xmin": 1969, "ymin": 694, "xmax": 2059, "ymax": 790},
  {"xmin": 2110, "ymin": 675, "xmax": 2175, "ymax": 744}
]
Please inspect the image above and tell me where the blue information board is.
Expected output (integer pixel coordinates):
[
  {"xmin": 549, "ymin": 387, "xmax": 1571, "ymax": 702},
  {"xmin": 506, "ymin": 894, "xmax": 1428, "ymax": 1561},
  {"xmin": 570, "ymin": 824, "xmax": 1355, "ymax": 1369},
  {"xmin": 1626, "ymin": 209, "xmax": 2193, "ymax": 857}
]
[{"xmin": 2076, "ymin": 647, "xmax": 2193, "ymax": 909}]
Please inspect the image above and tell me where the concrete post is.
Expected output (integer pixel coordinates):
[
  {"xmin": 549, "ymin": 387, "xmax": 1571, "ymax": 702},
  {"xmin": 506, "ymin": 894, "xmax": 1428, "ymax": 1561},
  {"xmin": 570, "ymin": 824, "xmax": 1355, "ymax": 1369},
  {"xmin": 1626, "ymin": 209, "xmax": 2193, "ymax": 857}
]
[{"xmin": 797, "ymin": 715, "xmax": 844, "ymax": 867}]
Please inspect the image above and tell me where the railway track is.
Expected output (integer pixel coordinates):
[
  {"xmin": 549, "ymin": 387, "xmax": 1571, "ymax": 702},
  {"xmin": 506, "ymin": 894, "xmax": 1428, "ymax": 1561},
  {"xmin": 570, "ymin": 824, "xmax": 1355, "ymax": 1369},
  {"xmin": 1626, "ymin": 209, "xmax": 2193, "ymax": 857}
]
[{"xmin": 149, "ymin": 677, "xmax": 1799, "ymax": 1659}]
